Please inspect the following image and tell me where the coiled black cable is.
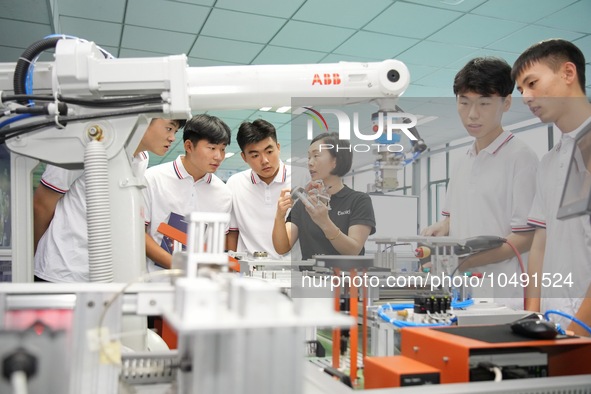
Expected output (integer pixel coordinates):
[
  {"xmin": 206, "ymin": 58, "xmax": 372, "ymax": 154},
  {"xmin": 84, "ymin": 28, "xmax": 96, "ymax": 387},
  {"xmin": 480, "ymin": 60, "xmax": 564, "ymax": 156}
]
[{"xmin": 13, "ymin": 37, "xmax": 61, "ymax": 104}]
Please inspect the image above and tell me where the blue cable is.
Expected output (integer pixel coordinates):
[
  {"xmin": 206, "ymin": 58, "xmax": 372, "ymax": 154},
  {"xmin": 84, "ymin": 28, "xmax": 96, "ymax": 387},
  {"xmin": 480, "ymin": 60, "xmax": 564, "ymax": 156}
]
[
  {"xmin": 451, "ymin": 299, "xmax": 474, "ymax": 309},
  {"xmin": 554, "ymin": 324, "xmax": 566, "ymax": 336},
  {"xmin": 25, "ymin": 58, "xmax": 37, "ymax": 96},
  {"xmin": 544, "ymin": 310, "xmax": 591, "ymax": 336},
  {"xmin": 0, "ymin": 114, "xmax": 32, "ymax": 129},
  {"xmin": 380, "ymin": 303, "xmax": 414, "ymax": 311},
  {"xmin": 403, "ymin": 151, "xmax": 421, "ymax": 166}
]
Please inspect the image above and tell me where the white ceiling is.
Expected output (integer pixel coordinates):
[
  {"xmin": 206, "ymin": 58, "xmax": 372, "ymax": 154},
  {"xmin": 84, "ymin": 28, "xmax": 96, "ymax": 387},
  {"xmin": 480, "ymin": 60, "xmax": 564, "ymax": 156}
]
[{"xmin": 1, "ymin": 0, "xmax": 590, "ymax": 174}]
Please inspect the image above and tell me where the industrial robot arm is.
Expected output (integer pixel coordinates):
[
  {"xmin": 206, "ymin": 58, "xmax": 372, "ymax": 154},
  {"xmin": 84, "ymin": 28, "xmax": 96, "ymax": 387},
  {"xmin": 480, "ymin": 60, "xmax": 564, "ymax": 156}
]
[{"xmin": 0, "ymin": 37, "xmax": 411, "ymax": 283}]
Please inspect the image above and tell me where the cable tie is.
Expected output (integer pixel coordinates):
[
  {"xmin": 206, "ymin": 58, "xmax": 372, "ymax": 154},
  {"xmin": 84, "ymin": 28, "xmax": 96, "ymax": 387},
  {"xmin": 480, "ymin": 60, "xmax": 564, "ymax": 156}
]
[
  {"xmin": 17, "ymin": 57, "xmax": 33, "ymax": 65},
  {"xmin": 54, "ymin": 114, "xmax": 65, "ymax": 129}
]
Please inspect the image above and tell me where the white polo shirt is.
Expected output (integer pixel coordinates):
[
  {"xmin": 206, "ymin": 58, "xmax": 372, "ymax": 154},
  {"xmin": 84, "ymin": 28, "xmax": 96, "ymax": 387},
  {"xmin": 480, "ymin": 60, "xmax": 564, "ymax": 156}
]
[
  {"xmin": 143, "ymin": 155, "xmax": 232, "ymax": 272},
  {"xmin": 39, "ymin": 165, "xmax": 84, "ymax": 194},
  {"xmin": 35, "ymin": 152, "xmax": 150, "ymax": 282},
  {"xmin": 442, "ymin": 131, "xmax": 538, "ymax": 305},
  {"xmin": 227, "ymin": 162, "xmax": 309, "ymax": 259},
  {"xmin": 528, "ymin": 117, "xmax": 591, "ymax": 327}
]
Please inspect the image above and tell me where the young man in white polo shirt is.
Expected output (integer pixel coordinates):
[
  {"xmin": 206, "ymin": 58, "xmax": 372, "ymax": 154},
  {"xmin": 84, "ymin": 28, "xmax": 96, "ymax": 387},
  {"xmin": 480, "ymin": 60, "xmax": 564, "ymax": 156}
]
[
  {"xmin": 226, "ymin": 119, "xmax": 309, "ymax": 259},
  {"xmin": 143, "ymin": 114, "xmax": 232, "ymax": 271},
  {"xmin": 33, "ymin": 165, "xmax": 82, "ymax": 253},
  {"xmin": 34, "ymin": 118, "xmax": 184, "ymax": 282},
  {"xmin": 512, "ymin": 39, "xmax": 591, "ymax": 336},
  {"xmin": 422, "ymin": 57, "xmax": 538, "ymax": 309}
]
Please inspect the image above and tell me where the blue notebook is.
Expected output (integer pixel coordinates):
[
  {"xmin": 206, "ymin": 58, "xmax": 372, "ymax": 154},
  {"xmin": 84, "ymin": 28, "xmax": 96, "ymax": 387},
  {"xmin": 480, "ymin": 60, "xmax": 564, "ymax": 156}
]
[{"xmin": 160, "ymin": 212, "xmax": 187, "ymax": 254}]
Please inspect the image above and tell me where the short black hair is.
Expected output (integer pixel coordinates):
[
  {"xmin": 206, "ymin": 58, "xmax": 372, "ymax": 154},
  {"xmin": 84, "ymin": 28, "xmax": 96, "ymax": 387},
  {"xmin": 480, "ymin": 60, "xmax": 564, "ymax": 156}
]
[
  {"xmin": 183, "ymin": 114, "xmax": 231, "ymax": 145},
  {"xmin": 511, "ymin": 39, "xmax": 586, "ymax": 94},
  {"xmin": 453, "ymin": 57, "xmax": 514, "ymax": 97},
  {"xmin": 311, "ymin": 132, "xmax": 352, "ymax": 177},
  {"xmin": 237, "ymin": 119, "xmax": 278, "ymax": 152},
  {"xmin": 172, "ymin": 118, "xmax": 187, "ymax": 130},
  {"xmin": 150, "ymin": 118, "xmax": 187, "ymax": 130}
]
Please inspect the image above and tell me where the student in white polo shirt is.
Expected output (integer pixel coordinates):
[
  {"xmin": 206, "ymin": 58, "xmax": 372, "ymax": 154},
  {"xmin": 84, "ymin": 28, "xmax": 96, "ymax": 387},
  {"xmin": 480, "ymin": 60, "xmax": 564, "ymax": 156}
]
[
  {"xmin": 34, "ymin": 118, "xmax": 184, "ymax": 282},
  {"xmin": 512, "ymin": 39, "xmax": 591, "ymax": 336},
  {"xmin": 422, "ymin": 57, "xmax": 538, "ymax": 309},
  {"xmin": 226, "ymin": 119, "xmax": 309, "ymax": 259},
  {"xmin": 143, "ymin": 114, "xmax": 232, "ymax": 271}
]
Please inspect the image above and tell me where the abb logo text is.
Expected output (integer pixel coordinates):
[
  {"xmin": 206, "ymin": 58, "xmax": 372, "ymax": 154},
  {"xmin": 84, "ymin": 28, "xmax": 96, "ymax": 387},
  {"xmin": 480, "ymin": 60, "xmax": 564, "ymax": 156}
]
[{"xmin": 312, "ymin": 73, "xmax": 341, "ymax": 85}]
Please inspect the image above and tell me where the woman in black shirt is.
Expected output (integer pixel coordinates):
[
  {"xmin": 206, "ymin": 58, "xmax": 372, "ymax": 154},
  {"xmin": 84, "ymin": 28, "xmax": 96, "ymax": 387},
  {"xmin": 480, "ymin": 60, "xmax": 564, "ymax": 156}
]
[{"xmin": 272, "ymin": 132, "xmax": 376, "ymax": 259}]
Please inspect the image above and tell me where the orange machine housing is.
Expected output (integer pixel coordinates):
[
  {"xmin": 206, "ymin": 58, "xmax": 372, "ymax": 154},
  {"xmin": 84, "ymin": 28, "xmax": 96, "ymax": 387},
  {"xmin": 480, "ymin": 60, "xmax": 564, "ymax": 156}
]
[
  {"xmin": 400, "ymin": 326, "xmax": 591, "ymax": 384},
  {"xmin": 364, "ymin": 355, "xmax": 440, "ymax": 389}
]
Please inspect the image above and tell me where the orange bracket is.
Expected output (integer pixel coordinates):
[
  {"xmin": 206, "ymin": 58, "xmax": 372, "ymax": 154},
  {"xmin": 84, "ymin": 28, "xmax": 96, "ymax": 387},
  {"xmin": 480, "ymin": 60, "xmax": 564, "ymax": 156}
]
[{"xmin": 157, "ymin": 222, "xmax": 187, "ymax": 246}]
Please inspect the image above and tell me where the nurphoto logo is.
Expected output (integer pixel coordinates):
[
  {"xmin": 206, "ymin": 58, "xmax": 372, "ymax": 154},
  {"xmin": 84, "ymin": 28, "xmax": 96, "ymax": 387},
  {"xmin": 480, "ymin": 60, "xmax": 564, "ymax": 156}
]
[{"xmin": 295, "ymin": 106, "xmax": 417, "ymax": 153}]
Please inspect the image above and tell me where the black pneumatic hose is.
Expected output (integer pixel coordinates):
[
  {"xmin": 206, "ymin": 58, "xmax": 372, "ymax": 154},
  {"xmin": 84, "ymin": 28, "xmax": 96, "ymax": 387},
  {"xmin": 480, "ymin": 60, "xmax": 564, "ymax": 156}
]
[{"xmin": 13, "ymin": 37, "xmax": 61, "ymax": 104}]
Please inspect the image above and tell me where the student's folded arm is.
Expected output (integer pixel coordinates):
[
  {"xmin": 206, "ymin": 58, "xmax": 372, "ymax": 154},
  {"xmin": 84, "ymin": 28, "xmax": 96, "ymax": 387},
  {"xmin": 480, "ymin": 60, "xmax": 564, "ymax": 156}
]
[
  {"xmin": 33, "ymin": 185, "xmax": 64, "ymax": 253},
  {"xmin": 145, "ymin": 233, "xmax": 173, "ymax": 269}
]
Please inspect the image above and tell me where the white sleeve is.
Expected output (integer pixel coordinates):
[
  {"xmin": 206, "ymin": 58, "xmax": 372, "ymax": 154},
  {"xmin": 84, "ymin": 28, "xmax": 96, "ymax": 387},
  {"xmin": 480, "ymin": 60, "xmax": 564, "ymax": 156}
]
[
  {"xmin": 40, "ymin": 165, "xmax": 83, "ymax": 194},
  {"xmin": 226, "ymin": 177, "xmax": 239, "ymax": 231},
  {"xmin": 527, "ymin": 165, "xmax": 547, "ymax": 228}
]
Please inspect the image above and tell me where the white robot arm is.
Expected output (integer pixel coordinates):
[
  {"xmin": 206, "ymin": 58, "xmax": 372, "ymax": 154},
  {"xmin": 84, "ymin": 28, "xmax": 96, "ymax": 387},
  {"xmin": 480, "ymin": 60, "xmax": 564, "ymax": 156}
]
[{"xmin": 52, "ymin": 38, "xmax": 409, "ymax": 111}]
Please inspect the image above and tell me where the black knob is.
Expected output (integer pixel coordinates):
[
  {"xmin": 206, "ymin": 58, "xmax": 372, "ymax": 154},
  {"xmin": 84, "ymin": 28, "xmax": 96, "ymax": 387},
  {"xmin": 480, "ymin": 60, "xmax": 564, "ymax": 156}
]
[{"xmin": 387, "ymin": 69, "xmax": 400, "ymax": 83}]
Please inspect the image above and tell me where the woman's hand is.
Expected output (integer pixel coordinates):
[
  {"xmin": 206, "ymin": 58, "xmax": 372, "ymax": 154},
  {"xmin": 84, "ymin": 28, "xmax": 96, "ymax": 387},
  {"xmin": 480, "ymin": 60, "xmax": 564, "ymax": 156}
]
[{"xmin": 304, "ymin": 193, "xmax": 331, "ymax": 228}]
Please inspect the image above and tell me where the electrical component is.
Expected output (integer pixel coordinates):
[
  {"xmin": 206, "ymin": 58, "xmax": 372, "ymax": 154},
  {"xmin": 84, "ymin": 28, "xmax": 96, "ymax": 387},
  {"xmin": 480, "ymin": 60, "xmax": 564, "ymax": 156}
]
[
  {"xmin": 470, "ymin": 351, "xmax": 548, "ymax": 381},
  {"xmin": 414, "ymin": 294, "xmax": 451, "ymax": 314}
]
